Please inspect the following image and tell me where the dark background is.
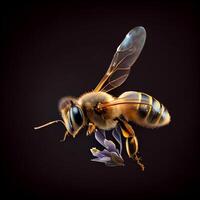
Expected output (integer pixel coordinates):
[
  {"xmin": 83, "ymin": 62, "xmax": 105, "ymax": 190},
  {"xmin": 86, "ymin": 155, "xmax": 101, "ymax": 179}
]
[{"xmin": 1, "ymin": 1, "xmax": 199, "ymax": 199}]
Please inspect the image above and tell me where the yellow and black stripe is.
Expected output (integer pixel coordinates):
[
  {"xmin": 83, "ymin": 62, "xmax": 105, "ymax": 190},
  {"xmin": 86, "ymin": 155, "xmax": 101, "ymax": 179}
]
[
  {"xmin": 137, "ymin": 92, "xmax": 170, "ymax": 128},
  {"xmin": 119, "ymin": 91, "xmax": 170, "ymax": 128}
]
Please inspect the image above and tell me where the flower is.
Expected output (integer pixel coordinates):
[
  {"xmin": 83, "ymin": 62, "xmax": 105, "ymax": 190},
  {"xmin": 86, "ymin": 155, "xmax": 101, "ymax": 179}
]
[{"xmin": 90, "ymin": 128, "xmax": 124, "ymax": 167}]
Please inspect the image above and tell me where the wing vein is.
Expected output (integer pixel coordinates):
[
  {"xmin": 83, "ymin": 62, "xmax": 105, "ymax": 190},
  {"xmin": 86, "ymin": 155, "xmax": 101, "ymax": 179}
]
[{"xmin": 93, "ymin": 27, "xmax": 146, "ymax": 93}]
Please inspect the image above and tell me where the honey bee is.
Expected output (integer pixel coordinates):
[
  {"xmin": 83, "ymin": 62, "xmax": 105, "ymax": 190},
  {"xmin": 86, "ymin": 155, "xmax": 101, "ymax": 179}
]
[{"xmin": 34, "ymin": 26, "xmax": 171, "ymax": 170}]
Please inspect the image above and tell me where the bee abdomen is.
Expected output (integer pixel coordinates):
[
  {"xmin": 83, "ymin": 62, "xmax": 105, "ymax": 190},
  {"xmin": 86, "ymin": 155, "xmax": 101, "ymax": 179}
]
[
  {"xmin": 137, "ymin": 93, "xmax": 170, "ymax": 128},
  {"xmin": 119, "ymin": 91, "xmax": 170, "ymax": 128}
]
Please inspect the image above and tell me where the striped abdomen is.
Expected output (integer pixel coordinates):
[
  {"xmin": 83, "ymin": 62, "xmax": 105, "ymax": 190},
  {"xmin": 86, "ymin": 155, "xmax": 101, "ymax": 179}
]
[{"xmin": 119, "ymin": 91, "xmax": 171, "ymax": 128}]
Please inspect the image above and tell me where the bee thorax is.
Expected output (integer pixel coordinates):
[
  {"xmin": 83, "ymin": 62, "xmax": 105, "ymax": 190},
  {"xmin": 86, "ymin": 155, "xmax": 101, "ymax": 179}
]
[{"xmin": 78, "ymin": 91, "xmax": 120, "ymax": 130}]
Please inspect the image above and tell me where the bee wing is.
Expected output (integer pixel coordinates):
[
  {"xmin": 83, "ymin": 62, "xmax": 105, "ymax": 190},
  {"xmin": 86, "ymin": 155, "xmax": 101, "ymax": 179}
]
[{"xmin": 94, "ymin": 26, "xmax": 146, "ymax": 93}]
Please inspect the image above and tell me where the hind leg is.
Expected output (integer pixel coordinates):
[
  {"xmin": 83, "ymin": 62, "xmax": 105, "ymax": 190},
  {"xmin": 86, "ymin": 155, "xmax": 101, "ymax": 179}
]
[
  {"xmin": 126, "ymin": 135, "xmax": 144, "ymax": 171},
  {"xmin": 118, "ymin": 118, "xmax": 145, "ymax": 171}
]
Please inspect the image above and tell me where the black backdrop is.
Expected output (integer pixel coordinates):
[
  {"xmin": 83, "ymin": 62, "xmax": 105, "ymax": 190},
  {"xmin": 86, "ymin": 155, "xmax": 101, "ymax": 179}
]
[{"xmin": 1, "ymin": 2, "xmax": 199, "ymax": 199}]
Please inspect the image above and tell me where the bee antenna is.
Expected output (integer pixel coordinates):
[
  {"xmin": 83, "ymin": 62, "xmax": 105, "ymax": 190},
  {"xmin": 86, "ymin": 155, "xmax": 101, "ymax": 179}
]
[{"xmin": 34, "ymin": 120, "xmax": 65, "ymax": 130}]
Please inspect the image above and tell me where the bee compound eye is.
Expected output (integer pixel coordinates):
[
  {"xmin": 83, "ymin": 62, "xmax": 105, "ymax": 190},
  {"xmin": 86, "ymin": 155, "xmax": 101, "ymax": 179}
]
[{"xmin": 71, "ymin": 106, "xmax": 83, "ymax": 126}]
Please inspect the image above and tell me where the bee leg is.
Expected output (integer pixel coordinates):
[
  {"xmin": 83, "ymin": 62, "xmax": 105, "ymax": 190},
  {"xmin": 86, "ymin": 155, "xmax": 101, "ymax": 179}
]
[
  {"xmin": 119, "ymin": 119, "xmax": 144, "ymax": 171},
  {"xmin": 60, "ymin": 131, "xmax": 68, "ymax": 142},
  {"xmin": 126, "ymin": 136, "xmax": 145, "ymax": 171},
  {"xmin": 87, "ymin": 122, "xmax": 96, "ymax": 136}
]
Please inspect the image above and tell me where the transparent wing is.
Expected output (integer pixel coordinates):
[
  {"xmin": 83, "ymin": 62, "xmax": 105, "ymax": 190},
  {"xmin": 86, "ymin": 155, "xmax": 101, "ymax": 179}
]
[{"xmin": 94, "ymin": 26, "xmax": 146, "ymax": 93}]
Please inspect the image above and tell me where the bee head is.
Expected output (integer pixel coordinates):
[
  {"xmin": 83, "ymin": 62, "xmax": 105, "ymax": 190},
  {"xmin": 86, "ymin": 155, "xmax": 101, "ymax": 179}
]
[{"xmin": 58, "ymin": 97, "xmax": 85, "ymax": 137}]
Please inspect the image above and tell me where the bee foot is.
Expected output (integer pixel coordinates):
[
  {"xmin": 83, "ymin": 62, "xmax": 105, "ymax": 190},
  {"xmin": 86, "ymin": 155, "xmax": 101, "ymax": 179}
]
[
  {"xmin": 133, "ymin": 154, "xmax": 145, "ymax": 171},
  {"xmin": 59, "ymin": 131, "xmax": 68, "ymax": 142}
]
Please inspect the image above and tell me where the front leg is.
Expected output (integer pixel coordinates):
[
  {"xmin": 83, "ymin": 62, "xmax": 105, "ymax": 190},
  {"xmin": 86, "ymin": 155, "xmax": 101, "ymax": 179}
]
[
  {"xmin": 118, "ymin": 118, "xmax": 145, "ymax": 171},
  {"xmin": 60, "ymin": 131, "xmax": 68, "ymax": 142},
  {"xmin": 86, "ymin": 122, "xmax": 96, "ymax": 136}
]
